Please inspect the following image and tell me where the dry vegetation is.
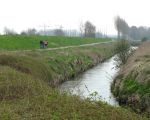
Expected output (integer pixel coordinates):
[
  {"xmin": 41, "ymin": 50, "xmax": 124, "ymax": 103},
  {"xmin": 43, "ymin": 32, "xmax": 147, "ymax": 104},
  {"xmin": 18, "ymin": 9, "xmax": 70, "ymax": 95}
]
[
  {"xmin": 0, "ymin": 42, "xmax": 147, "ymax": 119},
  {"xmin": 112, "ymin": 41, "xmax": 150, "ymax": 117}
]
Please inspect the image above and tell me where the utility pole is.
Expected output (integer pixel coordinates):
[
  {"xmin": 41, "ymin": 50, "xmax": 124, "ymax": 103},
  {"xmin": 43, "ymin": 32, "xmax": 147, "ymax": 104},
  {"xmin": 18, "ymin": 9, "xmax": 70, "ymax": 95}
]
[{"xmin": 39, "ymin": 24, "xmax": 50, "ymax": 35}]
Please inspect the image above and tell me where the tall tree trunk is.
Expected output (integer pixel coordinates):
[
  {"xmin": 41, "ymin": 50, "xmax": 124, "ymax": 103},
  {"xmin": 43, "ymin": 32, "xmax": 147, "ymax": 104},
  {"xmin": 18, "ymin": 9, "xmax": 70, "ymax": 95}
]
[{"xmin": 118, "ymin": 31, "xmax": 120, "ymax": 40}]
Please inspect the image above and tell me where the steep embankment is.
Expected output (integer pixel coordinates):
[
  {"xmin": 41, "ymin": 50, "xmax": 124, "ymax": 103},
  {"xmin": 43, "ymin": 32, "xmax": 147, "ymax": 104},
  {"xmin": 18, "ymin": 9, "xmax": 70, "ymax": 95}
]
[
  {"xmin": 0, "ymin": 43, "xmax": 147, "ymax": 119},
  {"xmin": 112, "ymin": 42, "xmax": 150, "ymax": 117}
]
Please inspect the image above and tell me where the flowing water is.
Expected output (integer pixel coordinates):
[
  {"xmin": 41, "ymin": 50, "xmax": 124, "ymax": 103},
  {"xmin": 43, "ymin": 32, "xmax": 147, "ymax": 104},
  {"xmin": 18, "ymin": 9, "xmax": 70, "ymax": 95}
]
[{"xmin": 60, "ymin": 56, "xmax": 119, "ymax": 106}]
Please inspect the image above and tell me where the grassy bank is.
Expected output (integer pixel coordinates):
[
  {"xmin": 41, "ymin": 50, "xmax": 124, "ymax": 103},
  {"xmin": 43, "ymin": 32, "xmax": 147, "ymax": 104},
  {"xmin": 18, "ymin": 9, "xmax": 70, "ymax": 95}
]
[
  {"xmin": 0, "ymin": 43, "xmax": 114, "ymax": 87},
  {"xmin": 0, "ymin": 35, "xmax": 111, "ymax": 50},
  {"xmin": 0, "ymin": 67, "xmax": 145, "ymax": 120},
  {"xmin": 111, "ymin": 42, "xmax": 150, "ymax": 117},
  {"xmin": 0, "ymin": 39, "xmax": 147, "ymax": 119}
]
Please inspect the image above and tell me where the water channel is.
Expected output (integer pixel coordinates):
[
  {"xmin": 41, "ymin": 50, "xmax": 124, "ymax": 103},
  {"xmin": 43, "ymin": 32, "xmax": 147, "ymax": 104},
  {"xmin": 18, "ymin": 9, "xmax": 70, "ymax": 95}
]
[{"xmin": 60, "ymin": 56, "xmax": 119, "ymax": 106}]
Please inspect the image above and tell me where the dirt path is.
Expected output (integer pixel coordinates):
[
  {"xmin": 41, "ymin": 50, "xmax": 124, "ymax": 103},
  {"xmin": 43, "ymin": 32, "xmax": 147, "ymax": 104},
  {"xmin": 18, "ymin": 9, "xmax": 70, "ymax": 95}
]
[{"xmin": 10, "ymin": 41, "xmax": 114, "ymax": 52}]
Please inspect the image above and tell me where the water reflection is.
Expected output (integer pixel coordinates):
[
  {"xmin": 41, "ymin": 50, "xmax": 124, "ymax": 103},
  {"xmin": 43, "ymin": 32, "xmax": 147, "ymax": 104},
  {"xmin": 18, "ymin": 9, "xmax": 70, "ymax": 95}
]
[{"xmin": 60, "ymin": 56, "xmax": 119, "ymax": 106}]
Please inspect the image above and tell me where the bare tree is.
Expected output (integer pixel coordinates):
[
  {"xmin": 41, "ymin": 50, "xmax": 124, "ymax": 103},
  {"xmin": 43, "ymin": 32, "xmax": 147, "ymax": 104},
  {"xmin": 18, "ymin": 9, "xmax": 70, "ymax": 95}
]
[
  {"xmin": 129, "ymin": 26, "xmax": 139, "ymax": 40},
  {"xmin": 114, "ymin": 16, "xmax": 129, "ymax": 40},
  {"xmin": 27, "ymin": 28, "xmax": 37, "ymax": 35},
  {"xmin": 54, "ymin": 29, "xmax": 65, "ymax": 36},
  {"xmin": 114, "ymin": 16, "xmax": 121, "ymax": 39},
  {"xmin": 84, "ymin": 21, "xmax": 96, "ymax": 38},
  {"xmin": 3, "ymin": 27, "xmax": 17, "ymax": 35},
  {"xmin": 129, "ymin": 26, "xmax": 150, "ymax": 40},
  {"xmin": 20, "ymin": 28, "xmax": 38, "ymax": 35},
  {"xmin": 79, "ymin": 22, "xmax": 84, "ymax": 37},
  {"xmin": 121, "ymin": 21, "xmax": 129, "ymax": 40},
  {"xmin": 20, "ymin": 31, "xmax": 27, "ymax": 35}
]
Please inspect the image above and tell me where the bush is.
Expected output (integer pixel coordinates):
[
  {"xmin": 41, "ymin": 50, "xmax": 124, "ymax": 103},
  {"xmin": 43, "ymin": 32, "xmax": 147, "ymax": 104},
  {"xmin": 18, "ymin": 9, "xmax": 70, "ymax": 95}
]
[
  {"xmin": 114, "ymin": 40, "xmax": 130, "ymax": 64},
  {"xmin": 141, "ymin": 37, "xmax": 148, "ymax": 42}
]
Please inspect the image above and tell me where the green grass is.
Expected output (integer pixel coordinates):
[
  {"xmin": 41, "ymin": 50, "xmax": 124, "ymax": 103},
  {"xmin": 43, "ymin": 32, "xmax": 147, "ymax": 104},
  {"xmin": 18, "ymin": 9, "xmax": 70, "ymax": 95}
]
[
  {"xmin": 112, "ymin": 42, "xmax": 150, "ymax": 117},
  {"xmin": 0, "ymin": 66, "xmax": 146, "ymax": 120},
  {"xmin": 0, "ymin": 35, "xmax": 111, "ymax": 50},
  {"xmin": 123, "ymin": 79, "xmax": 150, "ymax": 95},
  {"xmin": 0, "ymin": 42, "xmax": 146, "ymax": 119},
  {"xmin": 112, "ymin": 76, "xmax": 150, "ymax": 117},
  {"xmin": 0, "ymin": 43, "xmax": 114, "ymax": 86}
]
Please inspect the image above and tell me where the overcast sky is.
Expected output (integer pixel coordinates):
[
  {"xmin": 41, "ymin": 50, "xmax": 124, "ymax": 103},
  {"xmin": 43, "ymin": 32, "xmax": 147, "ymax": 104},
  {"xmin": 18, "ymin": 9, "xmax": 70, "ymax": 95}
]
[{"xmin": 0, "ymin": 0, "xmax": 150, "ymax": 35}]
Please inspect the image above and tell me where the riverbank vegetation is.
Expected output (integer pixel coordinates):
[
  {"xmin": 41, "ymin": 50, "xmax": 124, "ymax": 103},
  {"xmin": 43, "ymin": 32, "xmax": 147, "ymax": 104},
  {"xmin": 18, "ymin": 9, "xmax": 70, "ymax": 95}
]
[
  {"xmin": 0, "ymin": 69, "xmax": 145, "ymax": 120},
  {"xmin": 112, "ymin": 41, "xmax": 150, "ymax": 118},
  {"xmin": 0, "ymin": 43, "xmax": 114, "ymax": 87},
  {"xmin": 114, "ymin": 40, "xmax": 131, "ymax": 65},
  {"xmin": 0, "ymin": 39, "xmax": 146, "ymax": 119}
]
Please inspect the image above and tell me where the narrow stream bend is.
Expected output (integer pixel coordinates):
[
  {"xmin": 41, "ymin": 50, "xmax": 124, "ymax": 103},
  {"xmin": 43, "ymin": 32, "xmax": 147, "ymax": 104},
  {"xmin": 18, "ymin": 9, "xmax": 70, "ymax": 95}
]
[{"xmin": 60, "ymin": 56, "xmax": 119, "ymax": 106}]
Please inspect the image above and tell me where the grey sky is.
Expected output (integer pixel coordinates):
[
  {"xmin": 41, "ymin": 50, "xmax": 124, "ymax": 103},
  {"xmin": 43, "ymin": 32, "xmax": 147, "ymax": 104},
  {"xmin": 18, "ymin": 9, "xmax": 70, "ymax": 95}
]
[{"xmin": 0, "ymin": 0, "xmax": 150, "ymax": 35}]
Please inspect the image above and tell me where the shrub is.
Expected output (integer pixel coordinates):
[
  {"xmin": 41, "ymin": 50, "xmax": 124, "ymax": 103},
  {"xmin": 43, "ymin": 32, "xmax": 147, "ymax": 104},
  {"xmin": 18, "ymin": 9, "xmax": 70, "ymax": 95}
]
[
  {"xmin": 141, "ymin": 37, "xmax": 148, "ymax": 42},
  {"xmin": 114, "ymin": 40, "xmax": 130, "ymax": 64}
]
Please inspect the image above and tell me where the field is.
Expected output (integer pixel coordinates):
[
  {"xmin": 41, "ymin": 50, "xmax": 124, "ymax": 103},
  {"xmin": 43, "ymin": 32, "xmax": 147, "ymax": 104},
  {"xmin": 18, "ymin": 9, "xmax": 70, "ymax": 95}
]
[
  {"xmin": 112, "ymin": 41, "xmax": 150, "ymax": 117},
  {"xmin": 0, "ymin": 35, "xmax": 111, "ymax": 50},
  {"xmin": 0, "ymin": 35, "xmax": 147, "ymax": 119},
  {"xmin": 0, "ymin": 42, "xmax": 115, "ymax": 87}
]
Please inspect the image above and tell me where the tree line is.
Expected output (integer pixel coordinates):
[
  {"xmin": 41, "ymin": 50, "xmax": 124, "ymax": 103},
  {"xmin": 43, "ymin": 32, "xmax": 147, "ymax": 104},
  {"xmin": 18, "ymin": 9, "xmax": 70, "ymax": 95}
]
[
  {"xmin": 3, "ymin": 21, "xmax": 103, "ymax": 38},
  {"xmin": 4, "ymin": 16, "xmax": 149, "ymax": 40},
  {"xmin": 115, "ymin": 16, "xmax": 150, "ymax": 40}
]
